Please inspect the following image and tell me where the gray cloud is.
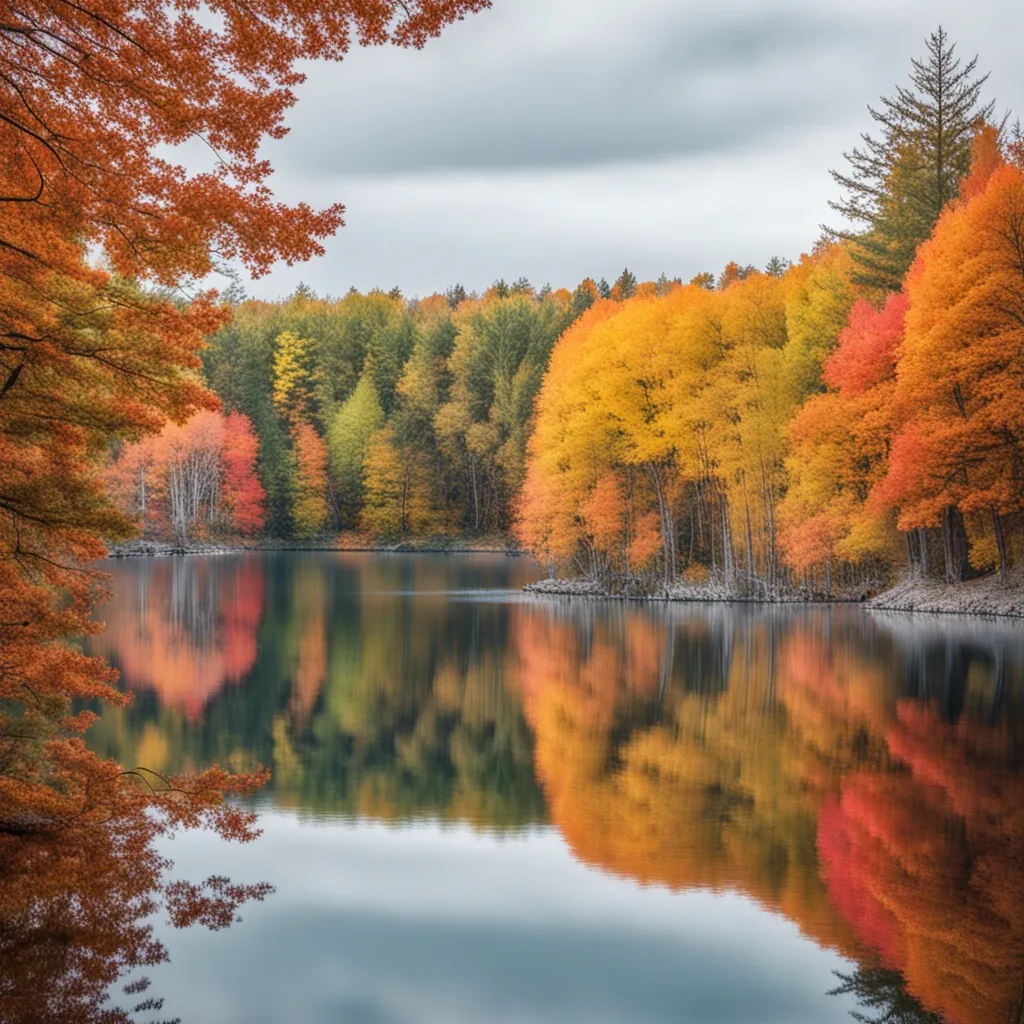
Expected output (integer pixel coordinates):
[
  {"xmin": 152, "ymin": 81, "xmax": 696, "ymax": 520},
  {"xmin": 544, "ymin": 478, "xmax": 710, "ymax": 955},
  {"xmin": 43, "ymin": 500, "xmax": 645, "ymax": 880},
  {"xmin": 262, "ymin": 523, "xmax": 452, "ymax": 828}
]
[
  {"xmin": 234, "ymin": 0, "xmax": 1024, "ymax": 298},
  {"xmin": 277, "ymin": 6, "xmax": 899, "ymax": 175}
]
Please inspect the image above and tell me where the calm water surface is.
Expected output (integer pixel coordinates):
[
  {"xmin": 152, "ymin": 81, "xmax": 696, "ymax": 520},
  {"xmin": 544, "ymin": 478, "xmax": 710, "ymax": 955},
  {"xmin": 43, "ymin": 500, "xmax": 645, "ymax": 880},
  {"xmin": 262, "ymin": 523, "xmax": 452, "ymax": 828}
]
[{"xmin": 81, "ymin": 552, "xmax": 1024, "ymax": 1024}]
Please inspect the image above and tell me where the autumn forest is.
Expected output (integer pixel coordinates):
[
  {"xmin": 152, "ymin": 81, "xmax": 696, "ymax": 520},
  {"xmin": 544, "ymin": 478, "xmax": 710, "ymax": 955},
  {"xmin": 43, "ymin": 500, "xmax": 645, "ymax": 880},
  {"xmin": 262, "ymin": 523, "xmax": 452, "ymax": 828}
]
[
  {"xmin": 100, "ymin": 30, "xmax": 1024, "ymax": 600},
  {"xmin": 2, "ymin": 1, "xmax": 1024, "ymax": 1021}
]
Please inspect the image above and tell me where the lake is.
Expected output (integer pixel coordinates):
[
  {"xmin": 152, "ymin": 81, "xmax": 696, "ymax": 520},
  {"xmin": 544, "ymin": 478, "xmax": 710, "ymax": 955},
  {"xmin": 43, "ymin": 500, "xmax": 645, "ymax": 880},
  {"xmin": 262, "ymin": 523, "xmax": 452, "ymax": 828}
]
[{"xmin": 81, "ymin": 552, "xmax": 1024, "ymax": 1024}]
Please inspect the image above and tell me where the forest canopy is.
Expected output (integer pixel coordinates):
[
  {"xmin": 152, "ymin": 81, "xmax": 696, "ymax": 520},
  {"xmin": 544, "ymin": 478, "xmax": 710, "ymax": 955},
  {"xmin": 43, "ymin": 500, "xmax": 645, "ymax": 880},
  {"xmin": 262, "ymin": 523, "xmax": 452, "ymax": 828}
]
[{"xmin": 100, "ymin": 28, "xmax": 1024, "ymax": 598}]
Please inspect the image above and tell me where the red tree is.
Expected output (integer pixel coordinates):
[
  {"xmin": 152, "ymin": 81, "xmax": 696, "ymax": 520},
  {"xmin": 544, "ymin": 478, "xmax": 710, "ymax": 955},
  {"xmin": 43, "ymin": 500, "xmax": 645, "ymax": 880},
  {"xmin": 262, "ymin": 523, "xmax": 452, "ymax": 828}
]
[{"xmin": 223, "ymin": 412, "xmax": 266, "ymax": 535}]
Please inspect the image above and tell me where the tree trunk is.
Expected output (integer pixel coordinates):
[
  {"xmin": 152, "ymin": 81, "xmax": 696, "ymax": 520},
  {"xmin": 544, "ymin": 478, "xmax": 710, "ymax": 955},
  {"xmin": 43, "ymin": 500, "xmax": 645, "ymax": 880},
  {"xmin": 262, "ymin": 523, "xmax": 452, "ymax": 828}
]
[
  {"xmin": 650, "ymin": 463, "xmax": 676, "ymax": 590},
  {"xmin": 744, "ymin": 494, "xmax": 754, "ymax": 583},
  {"xmin": 993, "ymin": 509, "xmax": 1008, "ymax": 583},
  {"xmin": 401, "ymin": 469, "xmax": 410, "ymax": 535},
  {"xmin": 469, "ymin": 457, "xmax": 480, "ymax": 532},
  {"xmin": 942, "ymin": 505, "xmax": 967, "ymax": 584},
  {"xmin": 139, "ymin": 465, "xmax": 147, "ymax": 539},
  {"xmin": 694, "ymin": 479, "xmax": 705, "ymax": 558},
  {"xmin": 326, "ymin": 474, "xmax": 341, "ymax": 530},
  {"xmin": 721, "ymin": 495, "xmax": 734, "ymax": 590}
]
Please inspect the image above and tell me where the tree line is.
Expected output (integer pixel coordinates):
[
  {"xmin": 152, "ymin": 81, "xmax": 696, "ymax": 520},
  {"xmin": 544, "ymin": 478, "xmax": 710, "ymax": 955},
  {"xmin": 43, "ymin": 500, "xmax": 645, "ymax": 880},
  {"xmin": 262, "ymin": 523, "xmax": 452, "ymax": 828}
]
[
  {"xmin": 519, "ymin": 29, "xmax": 1024, "ymax": 592},
  {"xmin": 112, "ymin": 269, "xmax": 670, "ymax": 543},
  {"xmin": 106, "ymin": 29, "xmax": 1024, "ymax": 596}
]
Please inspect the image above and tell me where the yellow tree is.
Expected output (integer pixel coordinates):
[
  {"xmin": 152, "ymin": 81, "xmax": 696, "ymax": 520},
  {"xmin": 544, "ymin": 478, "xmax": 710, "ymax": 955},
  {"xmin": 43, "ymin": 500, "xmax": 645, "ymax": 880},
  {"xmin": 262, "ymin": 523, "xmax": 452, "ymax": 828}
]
[
  {"xmin": 515, "ymin": 300, "xmax": 635, "ymax": 572},
  {"xmin": 361, "ymin": 426, "xmax": 437, "ymax": 538},
  {"xmin": 588, "ymin": 289, "xmax": 721, "ymax": 586},
  {"xmin": 700, "ymin": 272, "xmax": 791, "ymax": 585},
  {"xmin": 781, "ymin": 244, "xmax": 857, "ymax": 403},
  {"xmin": 272, "ymin": 330, "xmax": 319, "ymax": 427}
]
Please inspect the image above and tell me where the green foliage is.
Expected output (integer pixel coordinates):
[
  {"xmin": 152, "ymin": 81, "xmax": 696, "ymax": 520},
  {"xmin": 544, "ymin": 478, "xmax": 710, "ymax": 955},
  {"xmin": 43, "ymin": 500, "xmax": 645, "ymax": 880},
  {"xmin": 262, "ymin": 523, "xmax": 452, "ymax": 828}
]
[
  {"xmin": 829, "ymin": 967, "xmax": 945, "ymax": 1024},
  {"xmin": 829, "ymin": 26, "xmax": 994, "ymax": 292},
  {"xmin": 435, "ymin": 292, "xmax": 573, "ymax": 532},
  {"xmin": 445, "ymin": 283, "xmax": 468, "ymax": 308},
  {"xmin": 327, "ymin": 376, "xmax": 384, "ymax": 527},
  {"xmin": 782, "ymin": 246, "xmax": 858, "ymax": 402},
  {"xmin": 571, "ymin": 279, "xmax": 597, "ymax": 318},
  {"xmin": 612, "ymin": 266, "xmax": 637, "ymax": 299}
]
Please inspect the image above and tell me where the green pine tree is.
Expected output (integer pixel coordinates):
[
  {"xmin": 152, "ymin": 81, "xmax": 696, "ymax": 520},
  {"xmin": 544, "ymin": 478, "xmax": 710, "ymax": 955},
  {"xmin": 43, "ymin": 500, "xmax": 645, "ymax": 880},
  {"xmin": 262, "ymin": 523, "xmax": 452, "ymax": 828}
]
[
  {"xmin": 828, "ymin": 26, "xmax": 994, "ymax": 291},
  {"xmin": 613, "ymin": 267, "xmax": 637, "ymax": 299},
  {"xmin": 571, "ymin": 281, "xmax": 596, "ymax": 318}
]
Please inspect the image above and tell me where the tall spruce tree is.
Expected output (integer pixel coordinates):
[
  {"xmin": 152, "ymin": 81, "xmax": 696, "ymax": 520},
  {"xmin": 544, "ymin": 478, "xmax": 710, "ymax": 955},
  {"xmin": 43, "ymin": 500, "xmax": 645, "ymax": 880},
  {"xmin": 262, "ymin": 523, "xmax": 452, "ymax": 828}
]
[
  {"xmin": 613, "ymin": 267, "xmax": 637, "ymax": 300},
  {"xmin": 828, "ymin": 26, "xmax": 994, "ymax": 292}
]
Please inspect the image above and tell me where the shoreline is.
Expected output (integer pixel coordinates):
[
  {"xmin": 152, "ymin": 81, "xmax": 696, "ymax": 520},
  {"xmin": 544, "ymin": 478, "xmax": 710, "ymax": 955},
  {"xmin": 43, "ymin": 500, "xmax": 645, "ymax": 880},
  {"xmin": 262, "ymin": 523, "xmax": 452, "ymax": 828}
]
[
  {"xmin": 521, "ymin": 577, "xmax": 859, "ymax": 606},
  {"xmin": 103, "ymin": 542, "xmax": 1024, "ymax": 619},
  {"xmin": 865, "ymin": 571, "xmax": 1024, "ymax": 619},
  {"xmin": 104, "ymin": 538, "xmax": 526, "ymax": 558},
  {"xmin": 522, "ymin": 572, "xmax": 1024, "ymax": 620}
]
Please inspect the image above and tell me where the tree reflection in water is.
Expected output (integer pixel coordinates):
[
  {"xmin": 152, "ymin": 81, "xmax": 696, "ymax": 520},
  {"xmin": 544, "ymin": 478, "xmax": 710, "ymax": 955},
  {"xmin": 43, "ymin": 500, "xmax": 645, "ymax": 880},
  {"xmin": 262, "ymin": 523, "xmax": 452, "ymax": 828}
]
[
  {"xmin": 0, "ymin": 749, "xmax": 271, "ymax": 1023},
  {"xmin": 86, "ymin": 553, "xmax": 1024, "ymax": 1024},
  {"xmin": 829, "ymin": 965, "xmax": 945, "ymax": 1023}
]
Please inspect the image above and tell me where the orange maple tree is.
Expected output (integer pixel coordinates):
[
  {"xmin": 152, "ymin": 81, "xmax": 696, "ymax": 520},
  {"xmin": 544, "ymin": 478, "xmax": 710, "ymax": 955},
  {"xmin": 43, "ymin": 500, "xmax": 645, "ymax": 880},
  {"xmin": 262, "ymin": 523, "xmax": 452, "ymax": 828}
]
[
  {"xmin": 291, "ymin": 420, "xmax": 330, "ymax": 535},
  {"xmin": 0, "ymin": 0, "xmax": 492, "ymax": 1009},
  {"xmin": 874, "ymin": 140, "xmax": 1024, "ymax": 580},
  {"xmin": 0, "ymin": 0, "xmax": 491, "ymax": 778},
  {"xmin": 0, "ymin": 0, "xmax": 490, "ymax": 287},
  {"xmin": 223, "ymin": 411, "xmax": 267, "ymax": 535}
]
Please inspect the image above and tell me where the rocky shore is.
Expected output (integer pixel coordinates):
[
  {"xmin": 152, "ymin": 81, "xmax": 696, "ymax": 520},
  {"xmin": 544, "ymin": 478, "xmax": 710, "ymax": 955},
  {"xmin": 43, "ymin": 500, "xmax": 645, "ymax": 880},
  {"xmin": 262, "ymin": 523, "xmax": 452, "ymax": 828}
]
[
  {"xmin": 867, "ymin": 566, "xmax": 1024, "ymax": 618},
  {"xmin": 106, "ymin": 543, "xmax": 1024, "ymax": 617},
  {"xmin": 522, "ymin": 576, "xmax": 848, "ymax": 604},
  {"xmin": 524, "ymin": 570, "xmax": 1024, "ymax": 619}
]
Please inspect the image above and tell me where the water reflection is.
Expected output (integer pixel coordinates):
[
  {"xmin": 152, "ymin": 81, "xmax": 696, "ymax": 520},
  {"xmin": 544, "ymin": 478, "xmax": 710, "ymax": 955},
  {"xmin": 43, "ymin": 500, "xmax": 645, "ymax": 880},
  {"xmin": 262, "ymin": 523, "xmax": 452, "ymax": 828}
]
[
  {"xmin": 0, "ymin": 764, "xmax": 271, "ymax": 1024},
  {"xmin": 92, "ymin": 557, "xmax": 264, "ymax": 720},
  {"xmin": 87, "ymin": 553, "xmax": 1024, "ymax": 1024}
]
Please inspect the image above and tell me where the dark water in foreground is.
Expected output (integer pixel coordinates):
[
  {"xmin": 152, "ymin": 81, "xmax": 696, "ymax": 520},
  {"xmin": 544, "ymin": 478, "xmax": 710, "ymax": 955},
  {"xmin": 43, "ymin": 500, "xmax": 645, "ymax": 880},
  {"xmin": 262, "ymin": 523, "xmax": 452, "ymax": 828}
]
[{"xmin": 79, "ymin": 552, "xmax": 1024, "ymax": 1023}]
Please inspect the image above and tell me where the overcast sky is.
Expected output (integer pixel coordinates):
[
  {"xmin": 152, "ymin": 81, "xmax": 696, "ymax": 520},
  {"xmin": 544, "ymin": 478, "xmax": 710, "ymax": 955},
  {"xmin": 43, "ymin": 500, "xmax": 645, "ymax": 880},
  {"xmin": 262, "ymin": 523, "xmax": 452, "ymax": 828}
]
[{"xmin": 239, "ymin": 0, "xmax": 1024, "ymax": 301}]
